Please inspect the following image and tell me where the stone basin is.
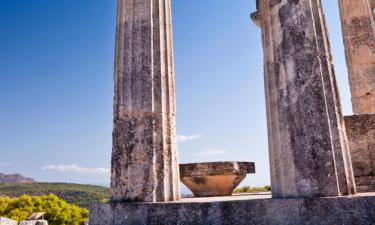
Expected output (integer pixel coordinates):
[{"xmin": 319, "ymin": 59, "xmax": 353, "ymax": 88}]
[{"xmin": 180, "ymin": 161, "xmax": 256, "ymax": 197}]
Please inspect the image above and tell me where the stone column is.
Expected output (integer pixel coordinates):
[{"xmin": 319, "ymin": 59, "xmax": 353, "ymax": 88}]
[
  {"xmin": 252, "ymin": 0, "xmax": 355, "ymax": 198},
  {"xmin": 339, "ymin": 0, "xmax": 375, "ymax": 193},
  {"xmin": 338, "ymin": 0, "xmax": 375, "ymax": 115},
  {"xmin": 111, "ymin": 0, "xmax": 180, "ymax": 202}
]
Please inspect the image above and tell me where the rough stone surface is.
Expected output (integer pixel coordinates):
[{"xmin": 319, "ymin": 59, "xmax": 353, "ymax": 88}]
[
  {"xmin": 90, "ymin": 193, "xmax": 375, "ymax": 225},
  {"xmin": 339, "ymin": 0, "xmax": 375, "ymax": 115},
  {"xmin": 179, "ymin": 162, "xmax": 255, "ymax": 197},
  {"xmin": 252, "ymin": 0, "xmax": 356, "ymax": 198},
  {"xmin": 345, "ymin": 114, "xmax": 375, "ymax": 192},
  {"xmin": 179, "ymin": 162, "xmax": 255, "ymax": 177},
  {"xmin": 0, "ymin": 217, "xmax": 18, "ymax": 225},
  {"xmin": 111, "ymin": 0, "xmax": 180, "ymax": 202}
]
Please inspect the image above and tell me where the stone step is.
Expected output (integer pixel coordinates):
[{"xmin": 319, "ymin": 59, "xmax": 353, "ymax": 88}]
[{"xmin": 90, "ymin": 193, "xmax": 375, "ymax": 225}]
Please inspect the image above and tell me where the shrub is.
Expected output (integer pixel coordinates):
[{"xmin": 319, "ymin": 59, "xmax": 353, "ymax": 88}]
[
  {"xmin": 234, "ymin": 185, "xmax": 272, "ymax": 193},
  {"xmin": 0, "ymin": 194, "xmax": 88, "ymax": 225},
  {"xmin": 0, "ymin": 183, "xmax": 109, "ymax": 208}
]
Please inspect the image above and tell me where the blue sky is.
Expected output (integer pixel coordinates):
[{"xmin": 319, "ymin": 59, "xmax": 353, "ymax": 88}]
[{"xmin": 0, "ymin": 0, "xmax": 352, "ymax": 189}]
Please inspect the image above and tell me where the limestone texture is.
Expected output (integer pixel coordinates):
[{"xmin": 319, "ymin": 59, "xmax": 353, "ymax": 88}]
[
  {"xmin": 345, "ymin": 114, "xmax": 375, "ymax": 192},
  {"xmin": 111, "ymin": 0, "xmax": 180, "ymax": 202},
  {"xmin": 90, "ymin": 193, "xmax": 375, "ymax": 225},
  {"xmin": 0, "ymin": 217, "xmax": 18, "ymax": 225},
  {"xmin": 252, "ymin": 0, "xmax": 355, "ymax": 198},
  {"xmin": 179, "ymin": 162, "xmax": 255, "ymax": 197},
  {"xmin": 339, "ymin": 0, "xmax": 375, "ymax": 115}
]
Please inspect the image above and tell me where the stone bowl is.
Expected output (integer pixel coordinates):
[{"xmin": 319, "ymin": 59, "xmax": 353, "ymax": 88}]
[{"xmin": 179, "ymin": 161, "xmax": 256, "ymax": 197}]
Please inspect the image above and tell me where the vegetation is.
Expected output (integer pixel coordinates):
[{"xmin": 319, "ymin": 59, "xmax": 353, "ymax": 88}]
[
  {"xmin": 0, "ymin": 194, "xmax": 88, "ymax": 225},
  {"xmin": 0, "ymin": 183, "xmax": 109, "ymax": 208},
  {"xmin": 234, "ymin": 185, "xmax": 271, "ymax": 193}
]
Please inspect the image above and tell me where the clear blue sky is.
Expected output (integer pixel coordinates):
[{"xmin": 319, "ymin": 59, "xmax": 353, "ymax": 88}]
[{"xmin": 0, "ymin": 0, "xmax": 352, "ymax": 189}]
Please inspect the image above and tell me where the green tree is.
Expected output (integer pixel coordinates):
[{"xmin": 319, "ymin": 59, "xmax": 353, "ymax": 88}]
[
  {"xmin": 0, "ymin": 194, "xmax": 88, "ymax": 225},
  {"xmin": 234, "ymin": 185, "xmax": 272, "ymax": 193}
]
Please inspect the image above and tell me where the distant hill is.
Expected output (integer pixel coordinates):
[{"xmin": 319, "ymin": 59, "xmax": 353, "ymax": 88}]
[
  {"xmin": 0, "ymin": 173, "xmax": 34, "ymax": 183},
  {"xmin": 0, "ymin": 183, "xmax": 109, "ymax": 209}
]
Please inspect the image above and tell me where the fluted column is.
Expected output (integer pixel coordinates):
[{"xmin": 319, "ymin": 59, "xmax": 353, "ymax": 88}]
[
  {"xmin": 339, "ymin": 0, "xmax": 375, "ymax": 193},
  {"xmin": 338, "ymin": 0, "xmax": 375, "ymax": 115},
  {"xmin": 111, "ymin": 0, "xmax": 180, "ymax": 202},
  {"xmin": 252, "ymin": 0, "xmax": 355, "ymax": 198}
]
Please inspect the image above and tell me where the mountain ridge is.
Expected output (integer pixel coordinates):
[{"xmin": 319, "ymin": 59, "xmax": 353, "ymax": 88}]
[{"xmin": 0, "ymin": 173, "xmax": 35, "ymax": 183}]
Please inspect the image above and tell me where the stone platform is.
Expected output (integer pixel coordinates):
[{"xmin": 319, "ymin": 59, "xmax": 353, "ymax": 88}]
[{"xmin": 90, "ymin": 193, "xmax": 375, "ymax": 225}]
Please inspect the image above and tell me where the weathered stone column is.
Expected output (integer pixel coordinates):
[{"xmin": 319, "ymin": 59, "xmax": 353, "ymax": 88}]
[
  {"xmin": 339, "ymin": 0, "xmax": 375, "ymax": 193},
  {"xmin": 252, "ymin": 0, "xmax": 356, "ymax": 198},
  {"xmin": 338, "ymin": 0, "xmax": 375, "ymax": 115},
  {"xmin": 111, "ymin": 0, "xmax": 180, "ymax": 202}
]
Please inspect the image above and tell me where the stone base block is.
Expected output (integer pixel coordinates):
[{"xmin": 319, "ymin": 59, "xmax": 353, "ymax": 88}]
[
  {"xmin": 90, "ymin": 193, "xmax": 375, "ymax": 225},
  {"xmin": 345, "ymin": 114, "xmax": 375, "ymax": 192},
  {"xmin": 356, "ymin": 176, "xmax": 375, "ymax": 192}
]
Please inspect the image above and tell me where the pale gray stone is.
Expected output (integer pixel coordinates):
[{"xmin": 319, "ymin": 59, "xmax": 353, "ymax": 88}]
[
  {"xmin": 251, "ymin": 0, "xmax": 355, "ymax": 198},
  {"xmin": 0, "ymin": 217, "xmax": 18, "ymax": 225},
  {"xmin": 89, "ymin": 193, "xmax": 375, "ymax": 225},
  {"xmin": 111, "ymin": 0, "xmax": 180, "ymax": 202},
  {"xmin": 339, "ymin": 0, "xmax": 375, "ymax": 115},
  {"xmin": 339, "ymin": 0, "xmax": 375, "ymax": 194}
]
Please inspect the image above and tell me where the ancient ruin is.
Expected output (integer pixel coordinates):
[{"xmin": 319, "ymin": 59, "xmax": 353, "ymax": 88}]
[
  {"xmin": 251, "ymin": 0, "xmax": 355, "ymax": 198},
  {"xmin": 90, "ymin": 0, "xmax": 375, "ymax": 224},
  {"xmin": 338, "ymin": 0, "xmax": 375, "ymax": 193},
  {"xmin": 339, "ymin": 0, "xmax": 375, "ymax": 114},
  {"xmin": 110, "ymin": 0, "xmax": 180, "ymax": 202},
  {"xmin": 345, "ymin": 115, "xmax": 375, "ymax": 192},
  {"xmin": 180, "ymin": 162, "xmax": 255, "ymax": 197}
]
